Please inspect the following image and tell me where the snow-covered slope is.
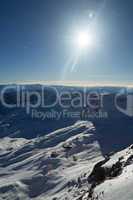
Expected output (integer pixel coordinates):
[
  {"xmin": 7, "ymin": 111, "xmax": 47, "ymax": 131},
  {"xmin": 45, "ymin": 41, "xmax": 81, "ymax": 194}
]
[
  {"xmin": 0, "ymin": 121, "xmax": 133, "ymax": 200},
  {"xmin": 0, "ymin": 121, "xmax": 104, "ymax": 200},
  {"xmin": 0, "ymin": 85, "xmax": 133, "ymax": 200},
  {"xmin": 80, "ymin": 144, "xmax": 133, "ymax": 200}
]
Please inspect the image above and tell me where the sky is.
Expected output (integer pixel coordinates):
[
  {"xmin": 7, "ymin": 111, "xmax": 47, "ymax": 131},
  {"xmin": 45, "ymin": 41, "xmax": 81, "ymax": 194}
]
[{"xmin": 0, "ymin": 0, "xmax": 133, "ymax": 84}]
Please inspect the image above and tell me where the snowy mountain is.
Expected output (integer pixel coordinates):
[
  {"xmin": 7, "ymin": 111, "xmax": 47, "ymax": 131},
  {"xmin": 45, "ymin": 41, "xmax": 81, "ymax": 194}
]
[
  {"xmin": 0, "ymin": 121, "xmax": 102, "ymax": 200},
  {"xmin": 0, "ymin": 85, "xmax": 133, "ymax": 199},
  {"xmin": 0, "ymin": 120, "xmax": 133, "ymax": 200}
]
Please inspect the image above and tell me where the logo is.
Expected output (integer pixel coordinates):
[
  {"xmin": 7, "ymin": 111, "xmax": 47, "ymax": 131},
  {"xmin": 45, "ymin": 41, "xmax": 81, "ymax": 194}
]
[{"xmin": 115, "ymin": 88, "xmax": 133, "ymax": 117}]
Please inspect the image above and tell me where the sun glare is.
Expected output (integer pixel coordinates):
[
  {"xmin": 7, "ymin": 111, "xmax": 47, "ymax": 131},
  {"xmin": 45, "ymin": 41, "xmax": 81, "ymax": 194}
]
[{"xmin": 76, "ymin": 31, "xmax": 93, "ymax": 49}]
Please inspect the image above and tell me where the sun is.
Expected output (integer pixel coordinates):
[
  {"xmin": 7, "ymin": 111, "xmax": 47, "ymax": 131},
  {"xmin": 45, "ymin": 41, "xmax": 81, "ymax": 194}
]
[{"xmin": 76, "ymin": 31, "xmax": 92, "ymax": 49}]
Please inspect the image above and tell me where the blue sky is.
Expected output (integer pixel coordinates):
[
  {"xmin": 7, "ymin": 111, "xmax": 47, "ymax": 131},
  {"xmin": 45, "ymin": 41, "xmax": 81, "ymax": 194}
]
[{"xmin": 0, "ymin": 0, "xmax": 133, "ymax": 84}]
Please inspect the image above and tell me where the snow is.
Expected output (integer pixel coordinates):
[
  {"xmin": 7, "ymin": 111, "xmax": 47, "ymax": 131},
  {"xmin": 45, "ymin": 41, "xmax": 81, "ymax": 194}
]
[
  {"xmin": 0, "ymin": 119, "xmax": 132, "ymax": 199},
  {"xmin": 95, "ymin": 152, "xmax": 133, "ymax": 200},
  {"xmin": 0, "ymin": 120, "xmax": 104, "ymax": 200},
  {"xmin": 0, "ymin": 85, "xmax": 133, "ymax": 199}
]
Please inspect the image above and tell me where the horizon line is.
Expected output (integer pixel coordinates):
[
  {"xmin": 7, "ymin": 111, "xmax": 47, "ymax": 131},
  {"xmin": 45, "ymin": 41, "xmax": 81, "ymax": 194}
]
[{"xmin": 0, "ymin": 80, "xmax": 133, "ymax": 87}]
